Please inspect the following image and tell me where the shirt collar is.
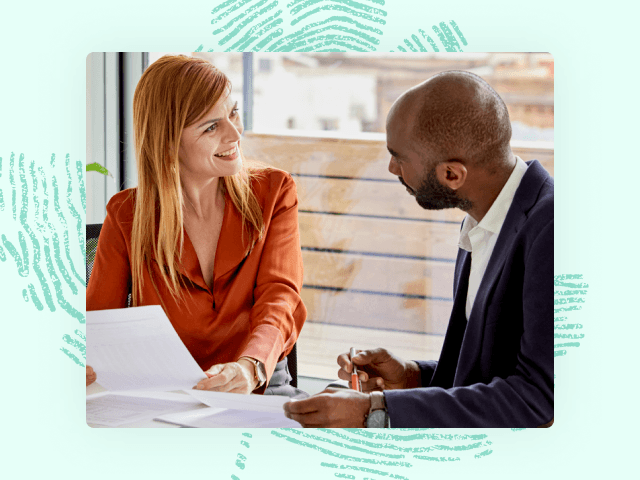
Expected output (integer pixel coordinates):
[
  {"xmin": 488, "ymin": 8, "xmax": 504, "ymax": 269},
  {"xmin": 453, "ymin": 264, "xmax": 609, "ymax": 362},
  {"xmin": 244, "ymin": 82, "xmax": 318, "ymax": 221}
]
[{"xmin": 458, "ymin": 156, "xmax": 528, "ymax": 252}]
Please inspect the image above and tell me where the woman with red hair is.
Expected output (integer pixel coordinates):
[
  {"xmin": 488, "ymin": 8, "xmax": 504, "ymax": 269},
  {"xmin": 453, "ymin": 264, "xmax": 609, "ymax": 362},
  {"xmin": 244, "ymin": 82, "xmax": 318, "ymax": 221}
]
[{"xmin": 87, "ymin": 55, "xmax": 306, "ymax": 396}]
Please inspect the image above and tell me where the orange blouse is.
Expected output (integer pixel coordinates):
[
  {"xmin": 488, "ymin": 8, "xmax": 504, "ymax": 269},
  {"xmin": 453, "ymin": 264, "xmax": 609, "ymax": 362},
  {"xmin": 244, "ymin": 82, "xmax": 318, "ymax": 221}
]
[{"xmin": 86, "ymin": 168, "xmax": 307, "ymax": 388}]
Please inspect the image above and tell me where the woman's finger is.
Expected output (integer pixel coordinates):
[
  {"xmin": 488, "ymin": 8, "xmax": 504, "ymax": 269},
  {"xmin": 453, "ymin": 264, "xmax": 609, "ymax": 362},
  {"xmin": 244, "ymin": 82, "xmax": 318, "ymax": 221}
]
[
  {"xmin": 204, "ymin": 363, "xmax": 225, "ymax": 377},
  {"xmin": 200, "ymin": 362, "xmax": 254, "ymax": 393},
  {"xmin": 198, "ymin": 364, "xmax": 234, "ymax": 389},
  {"xmin": 86, "ymin": 366, "xmax": 97, "ymax": 386}
]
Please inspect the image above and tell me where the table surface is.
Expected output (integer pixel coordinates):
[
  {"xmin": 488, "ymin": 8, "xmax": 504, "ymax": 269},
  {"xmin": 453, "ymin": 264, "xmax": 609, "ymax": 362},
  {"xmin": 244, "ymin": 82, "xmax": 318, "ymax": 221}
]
[{"xmin": 86, "ymin": 383, "xmax": 195, "ymax": 428}]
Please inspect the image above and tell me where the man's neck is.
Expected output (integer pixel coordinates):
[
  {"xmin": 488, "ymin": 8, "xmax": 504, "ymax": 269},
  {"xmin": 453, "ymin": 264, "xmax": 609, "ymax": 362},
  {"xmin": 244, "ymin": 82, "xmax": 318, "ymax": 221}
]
[{"xmin": 465, "ymin": 157, "xmax": 516, "ymax": 223}]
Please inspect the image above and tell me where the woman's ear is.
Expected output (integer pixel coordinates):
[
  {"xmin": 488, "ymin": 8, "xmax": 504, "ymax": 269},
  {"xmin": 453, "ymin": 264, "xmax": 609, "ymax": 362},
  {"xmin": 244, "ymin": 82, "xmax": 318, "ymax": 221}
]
[{"xmin": 437, "ymin": 161, "xmax": 467, "ymax": 191}]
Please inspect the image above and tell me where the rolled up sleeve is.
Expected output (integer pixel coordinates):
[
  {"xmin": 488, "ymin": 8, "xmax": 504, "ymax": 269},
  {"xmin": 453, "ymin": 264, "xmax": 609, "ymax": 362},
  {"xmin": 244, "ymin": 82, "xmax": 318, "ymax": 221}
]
[{"xmin": 238, "ymin": 173, "xmax": 307, "ymax": 386}]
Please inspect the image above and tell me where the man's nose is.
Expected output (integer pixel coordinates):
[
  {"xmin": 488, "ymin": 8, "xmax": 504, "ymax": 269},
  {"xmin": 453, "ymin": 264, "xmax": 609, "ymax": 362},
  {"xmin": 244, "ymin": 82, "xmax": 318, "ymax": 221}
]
[{"xmin": 388, "ymin": 157, "xmax": 401, "ymax": 176}]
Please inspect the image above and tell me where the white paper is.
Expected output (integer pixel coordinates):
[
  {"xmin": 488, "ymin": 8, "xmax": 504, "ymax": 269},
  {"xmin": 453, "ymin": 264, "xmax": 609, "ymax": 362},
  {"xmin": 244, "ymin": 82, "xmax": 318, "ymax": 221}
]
[
  {"xmin": 155, "ymin": 407, "xmax": 301, "ymax": 428},
  {"xmin": 185, "ymin": 389, "xmax": 291, "ymax": 413},
  {"xmin": 86, "ymin": 391, "xmax": 205, "ymax": 427},
  {"xmin": 87, "ymin": 305, "xmax": 207, "ymax": 391}
]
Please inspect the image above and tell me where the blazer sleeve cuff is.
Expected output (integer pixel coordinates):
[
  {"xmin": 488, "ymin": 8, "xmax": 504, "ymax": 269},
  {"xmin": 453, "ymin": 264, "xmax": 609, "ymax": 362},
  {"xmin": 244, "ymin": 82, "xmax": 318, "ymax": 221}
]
[
  {"xmin": 414, "ymin": 360, "xmax": 438, "ymax": 387},
  {"xmin": 383, "ymin": 389, "xmax": 434, "ymax": 428}
]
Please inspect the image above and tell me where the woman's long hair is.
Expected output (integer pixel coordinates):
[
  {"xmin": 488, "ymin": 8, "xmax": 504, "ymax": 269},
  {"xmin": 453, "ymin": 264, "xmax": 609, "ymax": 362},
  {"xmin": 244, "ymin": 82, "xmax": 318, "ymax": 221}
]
[{"xmin": 131, "ymin": 54, "xmax": 265, "ymax": 307}]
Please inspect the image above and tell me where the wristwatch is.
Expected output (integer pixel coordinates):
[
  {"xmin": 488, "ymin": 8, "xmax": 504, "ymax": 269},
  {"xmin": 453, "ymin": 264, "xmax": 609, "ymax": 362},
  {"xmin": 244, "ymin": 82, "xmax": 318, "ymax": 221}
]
[
  {"xmin": 240, "ymin": 357, "xmax": 267, "ymax": 389},
  {"xmin": 366, "ymin": 391, "xmax": 391, "ymax": 428}
]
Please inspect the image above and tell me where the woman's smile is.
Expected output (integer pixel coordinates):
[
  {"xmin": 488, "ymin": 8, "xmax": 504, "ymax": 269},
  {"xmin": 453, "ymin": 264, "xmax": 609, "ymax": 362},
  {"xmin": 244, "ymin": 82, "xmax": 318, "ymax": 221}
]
[{"xmin": 214, "ymin": 145, "xmax": 239, "ymax": 161}]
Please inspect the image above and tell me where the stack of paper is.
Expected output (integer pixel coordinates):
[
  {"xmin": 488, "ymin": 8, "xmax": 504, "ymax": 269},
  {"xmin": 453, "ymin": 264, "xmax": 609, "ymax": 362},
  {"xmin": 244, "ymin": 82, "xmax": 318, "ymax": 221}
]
[
  {"xmin": 87, "ymin": 305, "xmax": 207, "ymax": 391},
  {"xmin": 86, "ymin": 306, "xmax": 300, "ymax": 428},
  {"xmin": 86, "ymin": 391, "xmax": 206, "ymax": 427},
  {"xmin": 156, "ymin": 407, "xmax": 300, "ymax": 428}
]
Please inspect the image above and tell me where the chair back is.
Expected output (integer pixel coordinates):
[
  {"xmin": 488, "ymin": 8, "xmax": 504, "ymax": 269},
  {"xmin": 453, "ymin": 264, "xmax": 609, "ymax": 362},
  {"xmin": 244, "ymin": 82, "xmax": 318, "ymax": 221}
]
[
  {"xmin": 287, "ymin": 344, "xmax": 298, "ymax": 388},
  {"xmin": 85, "ymin": 223, "xmax": 298, "ymax": 388},
  {"xmin": 86, "ymin": 223, "xmax": 103, "ymax": 283}
]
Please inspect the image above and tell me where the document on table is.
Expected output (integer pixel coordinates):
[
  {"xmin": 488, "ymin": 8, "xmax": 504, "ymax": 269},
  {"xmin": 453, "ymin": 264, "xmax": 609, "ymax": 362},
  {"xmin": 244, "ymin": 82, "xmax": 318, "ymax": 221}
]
[
  {"xmin": 87, "ymin": 391, "xmax": 206, "ymax": 427},
  {"xmin": 87, "ymin": 305, "xmax": 207, "ymax": 391},
  {"xmin": 185, "ymin": 389, "xmax": 292, "ymax": 413},
  {"xmin": 156, "ymin": 406, "xmax": 301, "ymax": 428}
]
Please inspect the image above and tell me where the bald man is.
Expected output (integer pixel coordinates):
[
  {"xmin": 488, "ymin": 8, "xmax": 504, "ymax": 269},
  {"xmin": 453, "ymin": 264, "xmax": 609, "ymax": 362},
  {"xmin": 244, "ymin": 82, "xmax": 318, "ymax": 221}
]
[{"xmin": 284, "ymin": 71, "xmax": 553, "ymax": 428}]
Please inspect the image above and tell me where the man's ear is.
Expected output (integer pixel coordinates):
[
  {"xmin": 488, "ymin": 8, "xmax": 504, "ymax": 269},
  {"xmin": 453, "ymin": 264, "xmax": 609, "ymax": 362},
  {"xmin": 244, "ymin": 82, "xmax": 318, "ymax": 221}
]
[{"xmin": 436, "ymin": 161, "xmax": 467, "ymax": 190}]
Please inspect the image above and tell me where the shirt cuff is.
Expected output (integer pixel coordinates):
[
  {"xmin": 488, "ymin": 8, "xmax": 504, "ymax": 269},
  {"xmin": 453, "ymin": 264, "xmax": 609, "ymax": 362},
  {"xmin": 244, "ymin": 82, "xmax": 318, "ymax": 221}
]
[
  {"xmin": 238, "ymin": 356, "xmax": 267, "ymax": 390},
  {"xmin": 236, "ymin": 323, "xmax": 285, "ymax": 391}
]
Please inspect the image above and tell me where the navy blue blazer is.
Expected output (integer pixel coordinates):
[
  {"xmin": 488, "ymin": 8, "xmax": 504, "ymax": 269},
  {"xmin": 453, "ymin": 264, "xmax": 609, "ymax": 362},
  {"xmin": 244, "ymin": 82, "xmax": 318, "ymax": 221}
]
[{"xmin": 384, "ymin": 160, "xmax": 553, "ymax": 427}]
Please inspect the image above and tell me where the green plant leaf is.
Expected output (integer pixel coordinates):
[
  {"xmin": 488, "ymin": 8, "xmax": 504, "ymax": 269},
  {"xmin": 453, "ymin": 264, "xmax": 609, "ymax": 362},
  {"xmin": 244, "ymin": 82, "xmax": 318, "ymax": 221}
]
[{"xmin": 86, "ymin": 162, "xmax": 112, "ymax": 177}]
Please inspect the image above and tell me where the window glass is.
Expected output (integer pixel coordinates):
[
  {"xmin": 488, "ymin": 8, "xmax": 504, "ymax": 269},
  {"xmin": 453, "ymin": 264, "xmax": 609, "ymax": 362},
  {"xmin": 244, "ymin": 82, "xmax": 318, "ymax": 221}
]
[{"xmin": 251, "ymin": 52, "xmax": 554, "ymax": 142}]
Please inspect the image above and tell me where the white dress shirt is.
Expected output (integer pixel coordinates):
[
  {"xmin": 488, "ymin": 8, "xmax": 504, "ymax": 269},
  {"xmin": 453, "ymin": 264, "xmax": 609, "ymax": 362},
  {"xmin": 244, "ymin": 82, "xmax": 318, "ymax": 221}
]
[{"xmin": 458, "ymin": 156, "xmax": 528, "ymax": 319}]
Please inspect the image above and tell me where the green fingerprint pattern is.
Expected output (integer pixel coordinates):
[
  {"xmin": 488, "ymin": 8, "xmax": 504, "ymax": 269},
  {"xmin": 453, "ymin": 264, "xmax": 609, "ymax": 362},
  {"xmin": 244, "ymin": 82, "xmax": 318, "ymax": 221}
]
[
  {"xmin": 203, "ymin": 0, "xmax": 389, "ymax": 53},
  {"xmin": 228, "ymin": 429, "xmax": 493, "ymax": 478},
  {"xmin": 232, "ymin": 432, "xmax": 253, "ymax": 478},
  {"xmin": 201, "ymin": 0, "xmax": 384, "ymax": 52},
  {"xmin": 393, "ymin": 21, "xmax": 467, "ymax": 52},
  {"xmin": 554, "ymin": 274, "xmax": 588, "ymax": 358},
  {"xmin": 202, "ymin": 1, "xmax": 466, "ymax": 53},
  {"xmin": 0, "ymin": 151, "xmax": 86, "ymax": 366}
]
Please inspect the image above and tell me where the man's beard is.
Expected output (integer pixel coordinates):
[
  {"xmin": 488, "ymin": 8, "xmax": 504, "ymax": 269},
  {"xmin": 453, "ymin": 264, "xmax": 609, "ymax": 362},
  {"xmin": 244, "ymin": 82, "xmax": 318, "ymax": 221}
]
[{"xmin": 399, "ymin": 166, "xmax": 472, "ymax": 211}]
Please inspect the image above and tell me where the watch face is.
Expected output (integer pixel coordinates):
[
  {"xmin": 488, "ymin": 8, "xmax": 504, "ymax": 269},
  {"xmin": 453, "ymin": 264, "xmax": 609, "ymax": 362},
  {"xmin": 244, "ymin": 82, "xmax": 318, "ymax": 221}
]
[{"xmin": 366, "ymin": 410, "xmax": 388, "ymax": 428}]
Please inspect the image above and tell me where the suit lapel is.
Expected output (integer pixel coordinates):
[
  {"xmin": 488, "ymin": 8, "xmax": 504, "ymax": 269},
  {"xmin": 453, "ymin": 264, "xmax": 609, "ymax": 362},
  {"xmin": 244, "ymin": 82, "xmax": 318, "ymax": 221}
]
[
  {"xmin": 453, "ymin": 160, "xmax": 550, "ymax": 384},
  {"xmin": 430, "ymin": 249, "xmax": 471, "ymax": 388}
]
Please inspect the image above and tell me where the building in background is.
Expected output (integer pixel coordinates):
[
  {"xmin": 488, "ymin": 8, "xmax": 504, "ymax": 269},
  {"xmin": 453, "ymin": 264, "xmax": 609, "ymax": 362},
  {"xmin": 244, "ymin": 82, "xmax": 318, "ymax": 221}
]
[{"xmin": 182, "ymin": 52, "xmax": 554, "ymax": 141}]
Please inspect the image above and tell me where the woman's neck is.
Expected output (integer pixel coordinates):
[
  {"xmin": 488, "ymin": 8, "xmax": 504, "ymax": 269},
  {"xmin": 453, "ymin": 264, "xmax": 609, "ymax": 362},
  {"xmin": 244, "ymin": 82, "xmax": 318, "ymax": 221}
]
[{"xmin": 181, "ymin": 175, "xmax": 224, "ymax": 220}]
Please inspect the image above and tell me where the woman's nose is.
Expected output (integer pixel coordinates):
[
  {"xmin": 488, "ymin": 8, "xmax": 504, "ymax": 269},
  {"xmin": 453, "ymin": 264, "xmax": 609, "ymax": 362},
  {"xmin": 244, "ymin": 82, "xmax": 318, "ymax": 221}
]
[{"xmin": 223, "ymin": 119, "xmax": 242, "ymax": 143}]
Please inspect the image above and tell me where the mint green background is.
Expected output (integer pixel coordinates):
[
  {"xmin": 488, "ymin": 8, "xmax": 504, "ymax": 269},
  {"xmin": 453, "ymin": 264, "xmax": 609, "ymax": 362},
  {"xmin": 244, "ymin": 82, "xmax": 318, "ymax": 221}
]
[{"xmin": 0, "ymin": 0, "xmax": 636, "ymax": 478}]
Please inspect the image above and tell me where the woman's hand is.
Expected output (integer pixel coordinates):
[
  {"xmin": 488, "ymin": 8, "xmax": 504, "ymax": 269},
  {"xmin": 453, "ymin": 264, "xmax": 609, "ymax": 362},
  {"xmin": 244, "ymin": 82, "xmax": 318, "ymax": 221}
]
[
  {"xmin": 194, "ymin": 360, "xmax": 258, "ymax": 394},
  {"xmin": 337, "ymin": 348, "xmax": 421, "ymax": 392},
  {"xmin": 86, "ymin": 366, "xmax": 97, "ymax": 386}
]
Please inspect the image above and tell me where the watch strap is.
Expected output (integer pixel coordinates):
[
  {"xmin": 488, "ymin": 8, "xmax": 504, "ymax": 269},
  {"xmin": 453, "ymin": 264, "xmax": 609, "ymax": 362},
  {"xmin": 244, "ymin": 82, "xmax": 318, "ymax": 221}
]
[
  {"xmin": 239, "ymin": 357, "xmax": 267, "ymax": 389},
  {"xmin": 370, "ymin": 391, "xmax": 386, "ymax": 411},
  {"xmin": 366, "ymin": 391, "xmax": 390, "ymax": 428}
]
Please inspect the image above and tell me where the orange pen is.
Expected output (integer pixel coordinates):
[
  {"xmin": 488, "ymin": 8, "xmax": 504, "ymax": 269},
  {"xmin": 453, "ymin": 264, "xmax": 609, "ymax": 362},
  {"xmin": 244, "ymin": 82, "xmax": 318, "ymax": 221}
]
[{"xmin": 350, "ymin": 347, "xmax": 361, "ymax": 392}]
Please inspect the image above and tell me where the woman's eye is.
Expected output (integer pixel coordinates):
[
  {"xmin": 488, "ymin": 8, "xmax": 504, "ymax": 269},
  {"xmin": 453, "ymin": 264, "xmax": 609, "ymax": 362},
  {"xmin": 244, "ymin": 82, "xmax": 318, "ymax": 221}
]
[
  {"xmin": 205, "ymin": 123, "xmax": 217, "ymax": 133},
  {"xmin": 231, "ymin": 107, "xmax": 239, "ymax": 117}
]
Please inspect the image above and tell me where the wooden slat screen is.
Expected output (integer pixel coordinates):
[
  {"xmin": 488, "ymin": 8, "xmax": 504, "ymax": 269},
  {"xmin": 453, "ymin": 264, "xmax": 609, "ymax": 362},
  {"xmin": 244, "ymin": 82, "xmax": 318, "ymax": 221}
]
[{"xmin": 242, "ymin": 132, "xmax": 554, "ymax": 335}]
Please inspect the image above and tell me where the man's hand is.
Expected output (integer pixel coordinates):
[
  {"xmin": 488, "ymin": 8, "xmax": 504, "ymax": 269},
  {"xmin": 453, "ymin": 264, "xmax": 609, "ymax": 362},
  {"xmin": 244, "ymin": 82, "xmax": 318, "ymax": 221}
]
[
  {"xmin": 337, "ymin": 348, "xmax": 421, "ymax": 391},
  {"xmin": 86, "ymin": 366, "xmax": 97, "ymax": 386},
  {"xmin": 194, "ymin": 360, "xmax": 258, "ymax": 394},
  {"xmin": 283, "ymin": 388, "xmax": 371, "ymax": 427}
]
